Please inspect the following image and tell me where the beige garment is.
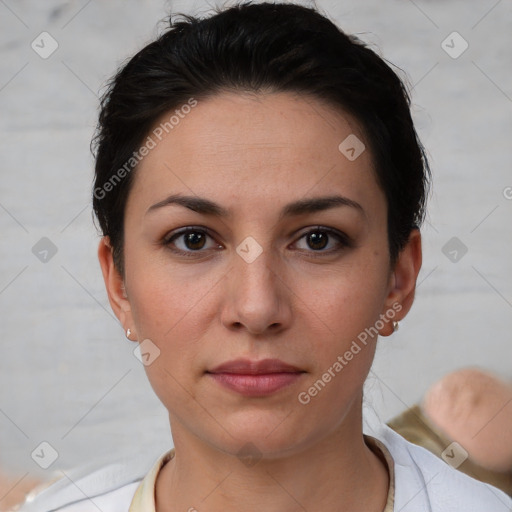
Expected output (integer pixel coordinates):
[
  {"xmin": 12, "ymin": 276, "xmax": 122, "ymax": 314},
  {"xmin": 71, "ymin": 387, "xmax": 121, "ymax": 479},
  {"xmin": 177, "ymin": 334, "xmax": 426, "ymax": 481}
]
[{"xmin": 129, "ymin": 434, "xmax": 395, "ymax": 511}]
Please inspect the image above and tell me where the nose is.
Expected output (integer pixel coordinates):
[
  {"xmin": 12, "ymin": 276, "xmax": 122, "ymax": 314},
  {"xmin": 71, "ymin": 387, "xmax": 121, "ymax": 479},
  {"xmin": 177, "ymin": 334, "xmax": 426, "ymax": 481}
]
[{"xmin": 220, "ymin": 243, "xmax": 292, "ymax": 336}]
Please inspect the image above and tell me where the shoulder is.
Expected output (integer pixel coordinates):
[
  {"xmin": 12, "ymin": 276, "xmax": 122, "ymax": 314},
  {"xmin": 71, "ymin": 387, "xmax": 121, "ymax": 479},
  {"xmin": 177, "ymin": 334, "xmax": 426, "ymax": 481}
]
[
  {"xmin": 19, "ymin": 481, "xmax": 140, "ymax": 512},
  {"xmin": 16, "ymin": 451, "xmax": 160, "ymax": 512},
  {"xmin": 373, "ymin": 423, "xmax": 512, "ymax": 511}
]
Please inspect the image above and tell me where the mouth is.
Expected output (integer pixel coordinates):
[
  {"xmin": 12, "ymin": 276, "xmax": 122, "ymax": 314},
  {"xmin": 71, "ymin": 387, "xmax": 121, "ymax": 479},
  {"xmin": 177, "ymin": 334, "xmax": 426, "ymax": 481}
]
[{"xmin": 206, "ymin": 358, "xmax": 306, "ymax": 397}]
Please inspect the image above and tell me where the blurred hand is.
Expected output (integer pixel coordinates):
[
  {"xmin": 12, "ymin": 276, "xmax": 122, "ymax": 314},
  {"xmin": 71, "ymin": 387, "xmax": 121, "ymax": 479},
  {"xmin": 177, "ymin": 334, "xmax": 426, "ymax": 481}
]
[
  {"xmin": 422, "ymin": 367, "xmax": 512, "ymax": 472},
  {"xmin": 0, "ymin": 472, "xmax": 42, "ymax": 511}
]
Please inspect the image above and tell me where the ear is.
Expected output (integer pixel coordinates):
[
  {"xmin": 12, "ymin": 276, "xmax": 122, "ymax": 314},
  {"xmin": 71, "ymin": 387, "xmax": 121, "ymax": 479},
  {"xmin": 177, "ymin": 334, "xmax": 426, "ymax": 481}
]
[
  {"xmin": 98, "ymin": 237, "xmax": 138, "ymax": 342},
  {"xmin": 379, "ymin": 228, "xmax": 422, "ymax": 337}
]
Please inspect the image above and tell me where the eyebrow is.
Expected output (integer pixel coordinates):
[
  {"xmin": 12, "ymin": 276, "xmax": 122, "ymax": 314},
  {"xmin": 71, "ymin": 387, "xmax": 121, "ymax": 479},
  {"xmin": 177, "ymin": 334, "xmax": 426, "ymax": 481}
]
[{"xmin": 146, "ymin": 194, "xmax": 365, "ymax": 220}]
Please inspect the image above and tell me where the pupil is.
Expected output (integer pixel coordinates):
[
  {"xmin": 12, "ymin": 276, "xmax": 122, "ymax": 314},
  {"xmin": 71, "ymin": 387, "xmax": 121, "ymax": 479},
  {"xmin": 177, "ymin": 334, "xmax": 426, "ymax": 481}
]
[
  {"xmin": 185, "ymin": 232, "xmax": 205, "ymax": 250},
  {"xmin": 308, "ymin": 231, "xmax": 327, "ymax": 250}
]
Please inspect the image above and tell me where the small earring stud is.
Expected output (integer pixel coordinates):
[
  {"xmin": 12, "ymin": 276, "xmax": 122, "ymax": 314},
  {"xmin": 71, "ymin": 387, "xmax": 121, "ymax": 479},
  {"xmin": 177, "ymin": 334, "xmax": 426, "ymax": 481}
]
[
  {"xmin": 126, "ymin": 328, "xmax": 132, "ymax": 339},
  {"xmin": 392, "ymin": 321, "xmax": 399, "ymax": 332}
]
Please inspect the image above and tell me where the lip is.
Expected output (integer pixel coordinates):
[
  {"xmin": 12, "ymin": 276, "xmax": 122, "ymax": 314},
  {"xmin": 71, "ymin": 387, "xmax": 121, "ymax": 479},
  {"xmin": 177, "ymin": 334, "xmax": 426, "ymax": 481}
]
[
  {"xmin": 208, "ymin": 358, "xmax": 303, "ymax": 374},
  {"xmin": 206, "ymin": 358, "xmax": 305, "ymax": 397}
]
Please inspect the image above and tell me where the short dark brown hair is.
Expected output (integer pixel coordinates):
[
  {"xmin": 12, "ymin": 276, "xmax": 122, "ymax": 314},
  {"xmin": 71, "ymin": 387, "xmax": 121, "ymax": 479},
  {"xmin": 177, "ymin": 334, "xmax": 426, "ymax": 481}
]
[{"xmin": 92, "ymin": 1, "xmax": 431, "ymax": 274}]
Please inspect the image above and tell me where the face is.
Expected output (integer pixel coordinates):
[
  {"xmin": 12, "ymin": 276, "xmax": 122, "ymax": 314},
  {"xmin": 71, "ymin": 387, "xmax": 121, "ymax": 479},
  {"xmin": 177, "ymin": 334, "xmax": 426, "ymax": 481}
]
[{"xmin": 100, "ymin": 91, "xmax": 420, "ymax": 458}]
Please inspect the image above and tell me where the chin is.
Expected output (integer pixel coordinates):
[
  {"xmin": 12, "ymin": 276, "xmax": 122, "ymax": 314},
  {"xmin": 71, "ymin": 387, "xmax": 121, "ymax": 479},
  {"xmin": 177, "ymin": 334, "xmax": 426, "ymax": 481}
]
[{"xmin": 215, "ymin": 410, "xmax": 319, "ymax": 458}]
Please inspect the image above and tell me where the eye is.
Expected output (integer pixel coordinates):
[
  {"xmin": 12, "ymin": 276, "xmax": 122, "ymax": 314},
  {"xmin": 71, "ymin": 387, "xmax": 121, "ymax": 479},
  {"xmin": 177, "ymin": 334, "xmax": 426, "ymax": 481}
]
[
  {"xmin": 163, "ymin": 225, "xmax": 352, "ymax": 259},
  {"xmin": 163, "ymin": 227, "xmax": 221, "ymax": 257},
  {"xmin": 293, "ymin": 227, "xmax": 352, "ymax": 255}
]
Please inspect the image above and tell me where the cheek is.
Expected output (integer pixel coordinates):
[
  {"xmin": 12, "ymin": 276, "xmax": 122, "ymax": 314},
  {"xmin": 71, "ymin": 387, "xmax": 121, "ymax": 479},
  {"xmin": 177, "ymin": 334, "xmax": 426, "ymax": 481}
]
[
  {"xmin": 126, "ymin": 269, "xmax": 210, "ymax": 405},
  {"xmin": 293, "ymin": 255, "xmax": 389, "ymax": 400},
  {"xmin": 125, "ymin": 259, "xmax": 224, "ymax": 396},
  {"xmin": 299, "ymin": 258, "xmax": 388, "ymax": 336},
  {"xmin": 126, "ymin": 256, "xmax": 220, "ymax": 341},
  {"xmin": 293, "ymin": 270, "xmax": 383, "ymax": 422}
]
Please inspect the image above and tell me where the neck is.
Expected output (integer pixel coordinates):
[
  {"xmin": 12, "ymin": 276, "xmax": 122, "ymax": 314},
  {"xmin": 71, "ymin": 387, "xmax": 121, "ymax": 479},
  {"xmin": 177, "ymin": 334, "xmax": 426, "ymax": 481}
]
[{"xmin": 155, "ymin": 406, "xmax": 389, "ymax": 512}]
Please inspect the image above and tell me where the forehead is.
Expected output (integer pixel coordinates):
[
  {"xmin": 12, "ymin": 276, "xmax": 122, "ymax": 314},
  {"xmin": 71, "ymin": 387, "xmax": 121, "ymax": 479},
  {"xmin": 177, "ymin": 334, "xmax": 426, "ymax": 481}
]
[{"xmin": 129, "ymin": 91, "xmax": 384, "ymax": 219}]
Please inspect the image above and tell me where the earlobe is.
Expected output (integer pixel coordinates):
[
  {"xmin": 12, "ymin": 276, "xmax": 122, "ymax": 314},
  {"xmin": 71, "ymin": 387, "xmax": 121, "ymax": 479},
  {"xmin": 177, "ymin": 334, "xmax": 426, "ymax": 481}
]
[
  {"xmin": 379, "ymin": 229, "xmax": 422, "ymax": 337},
  {"xmin": 97, "ymin": 237, "xmax": 137, "ymax": 340}
]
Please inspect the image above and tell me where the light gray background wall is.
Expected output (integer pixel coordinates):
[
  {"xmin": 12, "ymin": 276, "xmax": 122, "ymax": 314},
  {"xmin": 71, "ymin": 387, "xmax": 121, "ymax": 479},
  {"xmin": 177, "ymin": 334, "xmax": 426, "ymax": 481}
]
[{"xmin": 1, "ymin": 0, "xmax": 511, "ymax": 483}]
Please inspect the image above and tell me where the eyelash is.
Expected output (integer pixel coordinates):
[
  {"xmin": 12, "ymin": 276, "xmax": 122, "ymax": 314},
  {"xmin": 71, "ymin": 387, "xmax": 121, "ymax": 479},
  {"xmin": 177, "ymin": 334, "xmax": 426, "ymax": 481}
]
[{"xmin": 162, "ymin": 226, "xmax": 353, "ymax": 259}]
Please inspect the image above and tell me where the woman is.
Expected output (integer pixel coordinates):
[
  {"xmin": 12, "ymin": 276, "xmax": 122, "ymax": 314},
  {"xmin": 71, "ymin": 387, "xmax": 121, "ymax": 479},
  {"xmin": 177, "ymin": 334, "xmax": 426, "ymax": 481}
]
[{"xmin": 19, "ymin": 2, "xmax": 512, "ymax": 511}]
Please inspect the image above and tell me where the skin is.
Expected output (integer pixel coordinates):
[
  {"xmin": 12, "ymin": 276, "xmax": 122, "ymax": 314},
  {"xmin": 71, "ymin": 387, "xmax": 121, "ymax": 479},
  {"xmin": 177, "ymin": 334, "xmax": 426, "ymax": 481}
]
[
  {"xmin": 423, "ymin": 367, "xmax": 512, "ymax": 472},
  {"xmin": 99, "ymin": 91, "xmax": 422, "ymax": 511},
  {"xmin": 0, "ymin": 473, "xmax": 42, "ymax": 510}
]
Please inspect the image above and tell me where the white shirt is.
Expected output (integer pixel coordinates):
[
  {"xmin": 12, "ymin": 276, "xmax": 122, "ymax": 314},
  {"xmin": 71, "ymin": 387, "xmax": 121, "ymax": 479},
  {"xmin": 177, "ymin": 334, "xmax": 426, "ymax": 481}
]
[{"xmin": 18, "ymin": 424, "xmax": 512, "ymax": 511}]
